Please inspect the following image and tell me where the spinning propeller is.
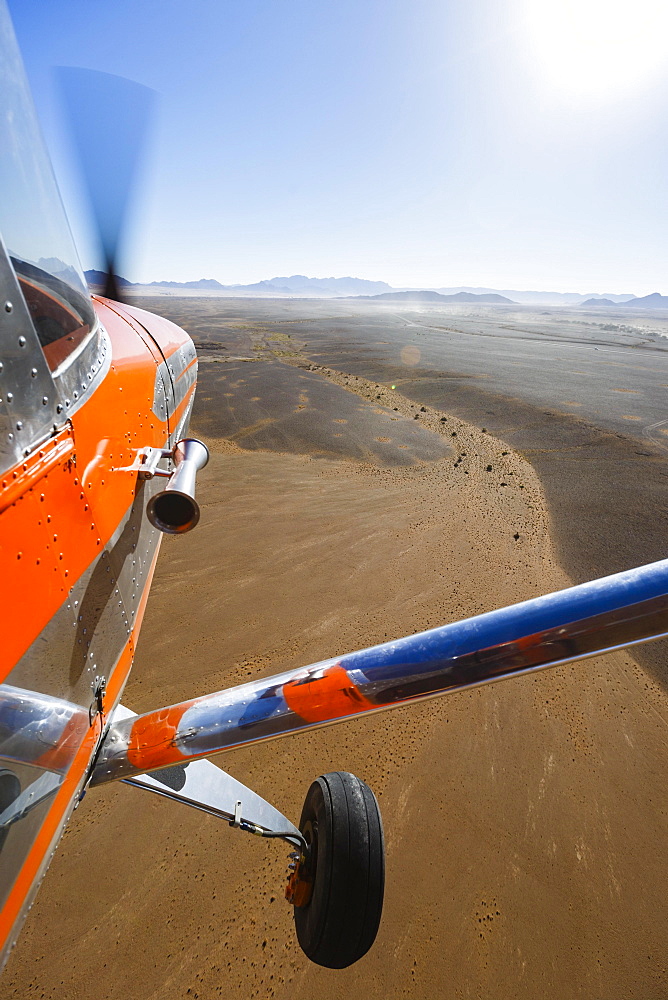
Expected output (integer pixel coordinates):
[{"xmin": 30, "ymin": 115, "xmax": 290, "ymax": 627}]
[{"xmin": 57, "ymin": 67, "xmax": 155, "ymax": 302}]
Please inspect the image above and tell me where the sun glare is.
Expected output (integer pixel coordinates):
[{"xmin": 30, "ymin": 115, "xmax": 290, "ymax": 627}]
[{"xmin": 521, "ymin": 0, "xmax": 668, "ymax": 105}]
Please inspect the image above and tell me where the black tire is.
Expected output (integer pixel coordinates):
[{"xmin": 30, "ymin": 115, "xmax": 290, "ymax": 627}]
[
  {"xmin": 0, "ymin": 769, "xmax": 20, "ymax": 852},
  {"xmin": 294, "ymin": 771, "xmax": 384, "ymax": 969}
]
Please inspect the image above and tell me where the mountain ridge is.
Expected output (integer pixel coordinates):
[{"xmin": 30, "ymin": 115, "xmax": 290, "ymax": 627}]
[
  {"xmin": 84, "ymin": 271, "xmax": 391, "ymax": 296},
  {"xmin": 621, "ymin": 291, "xmax": 668, "ymax": 309},
  {"xmin": 352, "ymin": 290, "xmax": 515, "ymax": 304},
  {"xmin": 83, "ymin": 270, "xmax": 644, "ymax": 305}
]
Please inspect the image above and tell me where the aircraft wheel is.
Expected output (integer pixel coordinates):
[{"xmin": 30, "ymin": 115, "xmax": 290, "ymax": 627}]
[
  {"xmin": 293, "ymin": 771, "xmax": 384, "ymax": 969},
  {"xmin": 0, "ymin": 769, "xmax": 20, "ymax": 851}
]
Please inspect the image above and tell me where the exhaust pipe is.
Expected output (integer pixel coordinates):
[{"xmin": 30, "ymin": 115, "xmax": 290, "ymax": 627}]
[{"xmin": 146, "ymin": 438, "xmax": 209, "ymax": 534}]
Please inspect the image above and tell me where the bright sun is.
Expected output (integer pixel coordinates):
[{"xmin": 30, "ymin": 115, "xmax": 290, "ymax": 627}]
[{"xmin": 521, "ymin": 0, "xmax": 668, "ymax": 105}]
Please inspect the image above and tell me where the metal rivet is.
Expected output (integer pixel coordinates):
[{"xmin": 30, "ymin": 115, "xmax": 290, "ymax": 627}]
[
  {"xmin": 65, "ymin": 398, "xmax": 71, "ymax": 407},
  {"xmin": 0, "ymin": 362, "xmax": 3, "ymax": 372},
  {"xmin": 16, "ymin": 421, "xmax": 22, "ymax": 430},
  {"xmin": 4, "ymin": 301, "xmax": 12, "ymax": 312},
  {"xmin": 73, "ymin": 391, "xmax": 79, "ymax": 399},
  {"xmin": 31, "ymin": 368, "xmax": 37, "ymax": 378},
  {"xmin": 7, "ymin": 433, "xmax": 13, "ymax": 441},
  {"xmin": 56, "ymin": 403, "xmax": 63, "ymax": 414},
  {"xmin": 42, "ymin": 396, "xmax": 48, "ymax": 405},
  {"xmin": 6, "ymin": 392, "xmax": 13, "ymax": 403},
  {"xmin": 18, "ymin": 336, "xmax": 26, "ymax": 347}
]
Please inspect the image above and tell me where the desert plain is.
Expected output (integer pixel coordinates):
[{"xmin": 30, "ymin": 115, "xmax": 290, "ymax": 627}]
[{"xmin": 3, "ymin": 297, "xmax": 668, "ymax": 998}]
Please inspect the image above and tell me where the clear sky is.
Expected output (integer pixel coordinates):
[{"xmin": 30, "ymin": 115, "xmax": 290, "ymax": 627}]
[{"xmin": 8, "ymin": 0, "xmax": 668, "ymax": 293}]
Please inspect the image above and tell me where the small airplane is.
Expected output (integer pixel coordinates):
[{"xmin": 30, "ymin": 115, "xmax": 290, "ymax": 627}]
[{"xmin": 1, "ymin": 0, "xmax": 667, "ymax": 977}]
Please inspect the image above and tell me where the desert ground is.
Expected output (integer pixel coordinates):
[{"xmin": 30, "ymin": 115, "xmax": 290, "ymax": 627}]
[{"xmin": 2, "ymin": 298, "xmax": 667, "ymax": 998}]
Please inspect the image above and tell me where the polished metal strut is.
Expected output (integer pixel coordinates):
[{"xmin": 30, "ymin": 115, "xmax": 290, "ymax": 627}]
[{"xmin": 91, "ymin": 557, "xmax": 668, "ymax": 785}]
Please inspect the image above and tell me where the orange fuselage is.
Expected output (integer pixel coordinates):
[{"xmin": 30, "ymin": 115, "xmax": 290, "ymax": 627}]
[{"xmin": 0, "ymin": 296, "xmax": 197, "ymax": 963}]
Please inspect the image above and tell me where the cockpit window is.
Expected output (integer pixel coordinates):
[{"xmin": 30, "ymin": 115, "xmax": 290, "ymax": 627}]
[
  {"xmin": 10, "ymin": 257, "xmax": 92, "ymax": 371},
  {"xmin": 0, "ymin": 3, "xmax": 96, "ymax": 371}
]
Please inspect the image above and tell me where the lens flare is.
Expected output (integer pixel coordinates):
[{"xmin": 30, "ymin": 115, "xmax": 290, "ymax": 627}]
[
  {"xmin": 520, "ymin": 0, "xmax": 668, "ymax": 105},
  {"xmin": 400, "ymin": 346, "xmax": 421, "ymax": 366}
]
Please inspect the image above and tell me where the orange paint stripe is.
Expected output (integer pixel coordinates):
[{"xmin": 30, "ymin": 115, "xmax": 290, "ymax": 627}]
[
  {"xmin": 123, "ymin": 537, "xmax": 188, "ymax": 772},
  {"xmin": 126, "ymin": 702, "xmax": 191, "ymax": 771},
  {"xmin": 0, "ymin": 303, "xmax": 165, "ymax": 677},
  {"xmin": 175, "ymin": 355, "xmax": 198, "ymax": 381},
  {"xmin": 283, "ymin": 664, "xmax": 375, "ymax": 723},
  {"xmin": 0, "ymin": 428, "xmax": 74, "ymax": 514},
  {"xmin": 170, "ymin": 383, "xmax": 196, "ymax": 430},
  {"xmin": 0, "ymin": 714, "xmax": 103, "ymax": 949},
  {"xmin": 129, "ymin": 537, "xmax": 162, "ymax": 642},
  {"xmin": 0, "ymin": 538, "xmax": 162, "ymax": 955},
  {"xmin": 0, "ymin": 640, "xmax": 134, "ymax": 951}
]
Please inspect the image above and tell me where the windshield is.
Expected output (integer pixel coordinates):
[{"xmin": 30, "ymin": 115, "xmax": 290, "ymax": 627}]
[{"xmin": 0, "ymin": 2, "xmax": 95, "ymax": 370}]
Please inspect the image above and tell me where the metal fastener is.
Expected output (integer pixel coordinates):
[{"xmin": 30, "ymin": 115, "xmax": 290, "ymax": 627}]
[
  {"xmin": 17, "ymin": 336, "xmax": 25, "ymax": 347},
  {"xmin": 4, "ymin": 301, "xmax": 12, "ymax": 313}
]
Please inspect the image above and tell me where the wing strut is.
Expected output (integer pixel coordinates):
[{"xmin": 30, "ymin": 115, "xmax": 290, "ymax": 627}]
[
  {"xmin": 112, "ymin": 705, "xmax": 302, "ymax": 847},
  {"xmin": 91, "ymin": 556, "xmax": 668, "ymax": 786}
]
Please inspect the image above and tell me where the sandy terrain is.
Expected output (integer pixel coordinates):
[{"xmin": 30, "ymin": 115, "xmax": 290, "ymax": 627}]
[{"xmin": 2, "ymin": 327, "xmax": 667, "ymax": 998}]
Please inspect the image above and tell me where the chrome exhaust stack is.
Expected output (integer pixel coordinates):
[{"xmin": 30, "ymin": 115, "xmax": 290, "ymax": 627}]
[{"xmin": 146, "ymin": 438, "xmax": 209, "ymax": 534}]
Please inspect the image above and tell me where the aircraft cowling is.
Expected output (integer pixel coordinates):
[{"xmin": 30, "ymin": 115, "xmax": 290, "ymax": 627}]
[{"xmin": 101, "ymin": 300, "xmax": 198, "ymax": 445}]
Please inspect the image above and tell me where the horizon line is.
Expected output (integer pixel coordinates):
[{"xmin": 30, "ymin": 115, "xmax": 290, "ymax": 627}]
[{"xmin": 81, "ymin": 269, "xmax": 644, "ymax": 299}]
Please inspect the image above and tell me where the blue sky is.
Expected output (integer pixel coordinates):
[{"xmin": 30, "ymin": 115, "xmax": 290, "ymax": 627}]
[{"xmin": 8, "ymin": 0, "xmax": 668, "ymax": 293}]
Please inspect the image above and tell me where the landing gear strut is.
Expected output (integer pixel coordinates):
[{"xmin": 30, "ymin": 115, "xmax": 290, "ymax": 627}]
[{"xmin": 287, "ymin": 771, "xmax": 385, "ymax": 969}]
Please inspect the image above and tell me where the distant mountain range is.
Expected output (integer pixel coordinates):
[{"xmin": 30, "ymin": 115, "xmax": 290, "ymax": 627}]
[
  {"xmin": 429, "ymin": 287, "xmax": 635, "ymax": 306},
  {"xmin": 582, "ymin": 291, "xmax": 668, "ymax": 308},
  {"xmin": 268, "ymin": 275, "xmax": 392, "ymax": 295},
  {"xmin": 85, "ymin": 269, "xmax": 135, "ymax": 288},
  {"xmin": 150, "ymin": 277, "xmax": 228, "ymax": 290},
  {"xmin": 353, "ymin": 290, "xmax": 515, "ymax": 304},
  {"xmin": 86, "ymin": 270, "xmax": 668, "ymax": 307},
  {"xmin": 620, "ymin": 292, "xmax": 668, "ymax": 308},
  {"xmin": 84, "ymin": 271, "xmax": 392, "ymax": 297},
  {"xmin": 580, "ymin": 293, "xmax": 668, "ymax": 309}
]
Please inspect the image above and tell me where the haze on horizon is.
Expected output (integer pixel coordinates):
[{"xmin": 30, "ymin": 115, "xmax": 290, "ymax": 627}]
[{"xmin": 9, "ymin": 0, "xmax": 668, "ymax": 297}]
